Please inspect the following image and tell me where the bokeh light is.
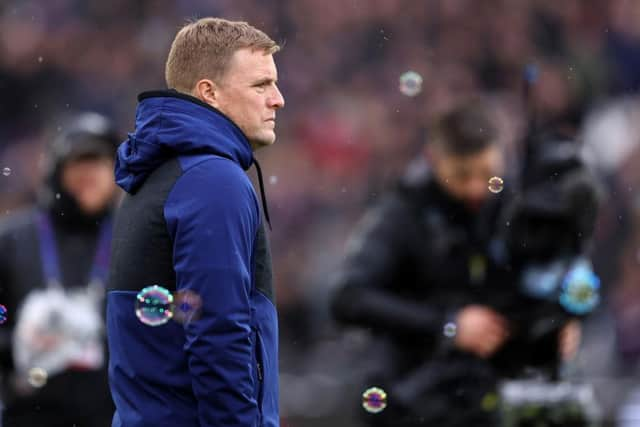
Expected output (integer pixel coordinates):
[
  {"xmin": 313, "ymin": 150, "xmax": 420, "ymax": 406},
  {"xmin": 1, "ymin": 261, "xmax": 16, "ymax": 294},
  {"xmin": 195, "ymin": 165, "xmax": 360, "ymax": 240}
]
[
  {"xmin": 172, "ymin": 290, "xmax": 202, "ymax": 325},
  {"xmin": 0, "ymin": 304, "xmax": 8, "ymax": 324},
  {"xmin": 482, "ymin": 392, "xmax": 499, "ymax": 412}
]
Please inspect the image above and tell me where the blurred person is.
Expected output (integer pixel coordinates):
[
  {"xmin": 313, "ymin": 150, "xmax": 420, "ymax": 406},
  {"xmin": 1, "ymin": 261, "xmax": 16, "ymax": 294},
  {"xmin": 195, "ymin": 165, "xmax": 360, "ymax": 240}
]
[
  {"xmin": 331, "ymin": 102, "xmax": 600, "ymax": 426},
  {"xmin": 0, "ymin": 112, "xmax": 119, "ymax": 426},
  {"xmin": 107, "ymin": 17, "xmax": 284, "ymax": 427}
]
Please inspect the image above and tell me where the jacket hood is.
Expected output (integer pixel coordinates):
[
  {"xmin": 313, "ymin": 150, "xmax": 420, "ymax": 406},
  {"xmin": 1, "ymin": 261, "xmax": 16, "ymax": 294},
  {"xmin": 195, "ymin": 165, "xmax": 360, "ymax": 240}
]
[{"xmin": 115, "ymin": 90, "xmax": 253, "ymax": 193}]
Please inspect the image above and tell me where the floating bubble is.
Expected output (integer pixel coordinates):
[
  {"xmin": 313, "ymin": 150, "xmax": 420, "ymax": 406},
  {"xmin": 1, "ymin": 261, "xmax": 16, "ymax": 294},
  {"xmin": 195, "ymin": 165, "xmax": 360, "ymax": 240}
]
[
  {"xmin": 27, "ymin": 367, "xmax": 48, "ymax": 388},
  {"xmin": 443, "ymin": 322, "xmax": 457, "ymax": 338},
  {"xmin": 135, "ymin": 285, "xmax": 174, "ymax": 326},
  {"xmin": 55, "ymin": 193, "xmax": 61, "ymax": 200},
  {"xmin": 399, "ymin": 71, "xmax": 423, "ymax": 97},
  {"xmin": 0, "ymin": 304, "xmax": 7, "ymax": 324},
  {"xmin": 362, "ymin": 386, "xmax": 387, "ymax": 414},
  {"xmin": 37, "ymin": 56, "xmax": 43, "ymax": 63},
  {"xmin": 2, "ymin": 167, "xmax": 11, "ymax": 177},
  {"xmin": 172, "ymin": 290, "xmax": 202, "ymax": 324},
  {"xmin": 559, "ymin": 260, "xmax": 600, "ymax": 315},
  {"xmin": 269, "ymin": 175, "xmax": 278, "ymax": 185},
  {"xmin": 488, "ymin": 176, "xmax": 504, "ymax": 194}
]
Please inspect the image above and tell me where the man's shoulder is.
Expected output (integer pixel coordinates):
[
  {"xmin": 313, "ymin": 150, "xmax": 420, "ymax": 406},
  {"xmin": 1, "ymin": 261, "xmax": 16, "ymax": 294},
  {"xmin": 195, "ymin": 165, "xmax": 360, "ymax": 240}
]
[
  {"xmin": 169, "ymin": 153, "xmax": 257, "ymax": 211},
  {"xmin": 178, "ymin": 153, "xmax": 251, "ymax": 184}
]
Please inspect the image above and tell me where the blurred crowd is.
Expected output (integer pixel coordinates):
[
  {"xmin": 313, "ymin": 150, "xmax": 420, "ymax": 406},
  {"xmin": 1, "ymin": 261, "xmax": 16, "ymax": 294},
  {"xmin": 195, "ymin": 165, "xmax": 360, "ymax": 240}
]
[{"xmin": 3, "ymin": 0, "xmax": 640, "ymax": 425}]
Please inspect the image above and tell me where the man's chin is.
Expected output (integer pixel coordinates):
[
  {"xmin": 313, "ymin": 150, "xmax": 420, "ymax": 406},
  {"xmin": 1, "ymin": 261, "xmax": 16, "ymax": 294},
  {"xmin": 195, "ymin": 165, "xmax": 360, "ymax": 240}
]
[
  {"xmin": 465, "ymin": 199, "xmax": 486, "ymax": 212},
  {"xmin": 250, "ymin": 134, "xmax": 276, "ymax": 151}
]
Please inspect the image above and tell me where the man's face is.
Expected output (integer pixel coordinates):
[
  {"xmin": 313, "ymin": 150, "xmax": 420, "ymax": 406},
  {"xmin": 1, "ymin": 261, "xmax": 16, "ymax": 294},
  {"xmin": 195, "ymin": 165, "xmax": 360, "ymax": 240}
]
[
  {"xmin": 430, "ymin": 144, "xmax": 504, "ymax": 211},
  {"xmin": 61, "ymin": 156, "xmax": 116, "ymax": 215},
  {"xmin": 209, "ymin": 48, "xmax": 285, "ymax": 150}
]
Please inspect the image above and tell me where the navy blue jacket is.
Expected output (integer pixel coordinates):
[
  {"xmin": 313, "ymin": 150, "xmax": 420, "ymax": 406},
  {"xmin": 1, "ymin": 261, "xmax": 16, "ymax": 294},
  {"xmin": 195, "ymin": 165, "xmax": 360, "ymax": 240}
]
[{"xmin": 107, "ymin": 90, "xmax": 278, "ymax": 427}]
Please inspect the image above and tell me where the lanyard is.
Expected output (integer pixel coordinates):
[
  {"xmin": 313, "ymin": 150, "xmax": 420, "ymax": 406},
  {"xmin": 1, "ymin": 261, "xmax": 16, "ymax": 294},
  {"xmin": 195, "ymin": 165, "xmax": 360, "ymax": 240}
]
[{"xmin": 36, "ymin": 212, "xmax": 112, "ymax": 289}]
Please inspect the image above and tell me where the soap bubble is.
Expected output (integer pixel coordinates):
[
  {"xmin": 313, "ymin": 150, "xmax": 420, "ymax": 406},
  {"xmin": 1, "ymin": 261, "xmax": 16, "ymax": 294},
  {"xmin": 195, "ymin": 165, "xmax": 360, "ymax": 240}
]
[
  {"xmin": 2, "ymin": 167, "xmax": 11, "ymax": 177},
  {"xmin": 0, "ymin": 304, "xmax": 7, "ymax": 324},
  {"xmin": 28, "ymin": 367, "xmax": 48, "ymax": 388},
  {"xmin": 488, "ymin": 176, "xmax": 504, "ymax": 194},
  {"xmin": 135, "ymin": 285, "xmax": 174, "ymax": 326},
  {"xmin": 399, "ymin": 71, "xmax": 423, "ymax": 97},
  {"xmin": 172, "ymin": 290, "xmax": 202, "ymax": 324},
  {"xmin": 362, "ymin": 386, "xmax": 387, "ymax": 414},
  {"xmin": 443, "ymin": 322, "xmax": 457, "ymax": 338},
  {"xmin": 269, "ymin": 175, "xmax": 278, "ymax": 185}
]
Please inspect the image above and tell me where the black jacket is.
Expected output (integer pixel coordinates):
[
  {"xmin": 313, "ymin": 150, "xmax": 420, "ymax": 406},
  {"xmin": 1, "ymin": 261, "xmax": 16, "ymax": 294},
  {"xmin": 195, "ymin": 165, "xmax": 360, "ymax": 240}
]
[{"xmin": 331, "ymin": 161, "xmax": 568, "ymax": 426}]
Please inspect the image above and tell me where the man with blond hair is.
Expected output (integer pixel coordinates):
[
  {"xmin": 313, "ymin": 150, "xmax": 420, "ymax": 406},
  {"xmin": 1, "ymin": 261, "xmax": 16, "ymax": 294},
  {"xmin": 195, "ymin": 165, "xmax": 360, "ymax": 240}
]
[{"xmin": 107, "ymin": 17, "xmax": 284, "ymax": 427}]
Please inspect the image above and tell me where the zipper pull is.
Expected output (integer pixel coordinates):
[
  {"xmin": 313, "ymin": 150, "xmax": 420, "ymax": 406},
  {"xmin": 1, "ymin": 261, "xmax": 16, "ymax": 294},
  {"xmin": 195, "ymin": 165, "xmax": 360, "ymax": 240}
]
[{"xmin": 257, "ymin": 362, "xmax": 263, "ymax": 381}]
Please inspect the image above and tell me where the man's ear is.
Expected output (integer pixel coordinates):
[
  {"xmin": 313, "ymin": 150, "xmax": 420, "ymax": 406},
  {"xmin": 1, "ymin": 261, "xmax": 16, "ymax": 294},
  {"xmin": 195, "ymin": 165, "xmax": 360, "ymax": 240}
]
[{"xmin": 193, "ymin": 79, "xmax": 219, "ymax": 108}]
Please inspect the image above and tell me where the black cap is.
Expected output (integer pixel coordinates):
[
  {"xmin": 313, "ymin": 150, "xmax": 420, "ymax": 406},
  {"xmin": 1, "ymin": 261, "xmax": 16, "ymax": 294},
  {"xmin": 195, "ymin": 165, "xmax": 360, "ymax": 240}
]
[
  {"xmin": 39, "ymin": 112, "xmax": 121, "ymax": 225},
  {"xmin": 50, "ymin": 112, "xmax": 120, "ymax": 163}
]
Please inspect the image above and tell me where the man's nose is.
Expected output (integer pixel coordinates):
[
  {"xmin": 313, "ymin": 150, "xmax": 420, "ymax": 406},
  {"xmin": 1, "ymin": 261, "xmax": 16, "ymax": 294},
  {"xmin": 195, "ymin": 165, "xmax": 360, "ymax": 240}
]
[
  {"xmin": 269, "ymin": 86, "xmax": 285, "ymax": 109},
  {"xmin": 469, "ymin": 178, "xmax": 489, "ymax": 200}
]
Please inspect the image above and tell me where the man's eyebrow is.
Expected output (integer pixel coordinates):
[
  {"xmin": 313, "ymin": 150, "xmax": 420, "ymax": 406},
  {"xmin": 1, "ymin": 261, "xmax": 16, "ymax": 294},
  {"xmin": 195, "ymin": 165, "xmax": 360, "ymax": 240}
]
[{"xmin": 252, "ymin": 77, "xmax": 278, "ymax": 85}]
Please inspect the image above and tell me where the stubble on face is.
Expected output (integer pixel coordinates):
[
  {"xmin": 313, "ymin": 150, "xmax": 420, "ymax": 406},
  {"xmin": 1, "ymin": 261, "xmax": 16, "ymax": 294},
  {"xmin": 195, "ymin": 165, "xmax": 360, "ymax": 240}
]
[{"xmin": 212, "ymin": 48, "xmax": 284, "ymax": 150}]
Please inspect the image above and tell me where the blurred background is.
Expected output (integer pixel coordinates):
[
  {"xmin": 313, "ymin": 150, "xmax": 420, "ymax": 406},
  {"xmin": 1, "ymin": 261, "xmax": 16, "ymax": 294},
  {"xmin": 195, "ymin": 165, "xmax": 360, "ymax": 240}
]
[{"xmin": 2, "ymin": 0, "xmax": 640, "ymax": 425}]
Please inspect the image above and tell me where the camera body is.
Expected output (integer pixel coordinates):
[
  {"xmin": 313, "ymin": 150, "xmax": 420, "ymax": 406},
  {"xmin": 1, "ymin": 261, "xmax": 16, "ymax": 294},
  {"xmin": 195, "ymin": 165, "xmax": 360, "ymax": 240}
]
[
  {"xmin": 489, "ymin": 133, "xmax": 603, "ymax": 425},
  {"xmin": 486, "ymin": 133, "xmax": 602, "ymax": 376}
]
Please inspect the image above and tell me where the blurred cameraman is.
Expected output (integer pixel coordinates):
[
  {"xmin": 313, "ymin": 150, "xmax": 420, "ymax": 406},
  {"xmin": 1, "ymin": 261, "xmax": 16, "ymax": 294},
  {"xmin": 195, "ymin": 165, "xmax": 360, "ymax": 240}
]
[
  {"xmin": 0, "ymin": 113, "xmax": 118, "ymax": 426},
  {"xmin": 331, "ymin": 102, "xmax": 596, "ymax": 427}
]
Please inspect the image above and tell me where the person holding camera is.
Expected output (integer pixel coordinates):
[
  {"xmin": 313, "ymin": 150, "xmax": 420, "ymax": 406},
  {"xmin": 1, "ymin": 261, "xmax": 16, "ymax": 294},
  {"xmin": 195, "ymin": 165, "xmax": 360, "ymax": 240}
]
[
  {"xmin": 331, "ymin": 102, "xmax": 593, "ymax": 426},
  {"xmin": 0, "ymin": 113, "xmax": 119, "ymax": 426}
]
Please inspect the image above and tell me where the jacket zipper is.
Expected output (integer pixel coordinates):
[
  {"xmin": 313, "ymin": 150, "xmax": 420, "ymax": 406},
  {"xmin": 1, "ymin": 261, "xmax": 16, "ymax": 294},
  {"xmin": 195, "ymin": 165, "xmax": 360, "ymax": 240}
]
[
  {"xmin": 257, "ymin": 361, "xmax": 263, "ymax": 381},
  {"xmin": 254, "ymin": 327, "xmax": 265, "ymax": 425}
]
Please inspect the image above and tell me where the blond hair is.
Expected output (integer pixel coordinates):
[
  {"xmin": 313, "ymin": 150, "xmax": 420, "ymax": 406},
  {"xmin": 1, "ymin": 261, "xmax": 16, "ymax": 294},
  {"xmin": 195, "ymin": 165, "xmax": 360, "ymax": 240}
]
[{"xmin": 165, "ymin": 17, "xmax": 280, "ymax": 92}]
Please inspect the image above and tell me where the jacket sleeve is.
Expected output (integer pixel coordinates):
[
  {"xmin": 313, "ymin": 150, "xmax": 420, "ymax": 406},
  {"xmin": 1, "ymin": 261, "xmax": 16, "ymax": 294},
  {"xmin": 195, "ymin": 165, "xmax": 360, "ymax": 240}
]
[
  {"xmin": 330, "ymin": 194, "xmax": 447, "ymax": 338},
  {"xmin": 164, "ymin": 158, "xmax": 259, "ymax": 427}
]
